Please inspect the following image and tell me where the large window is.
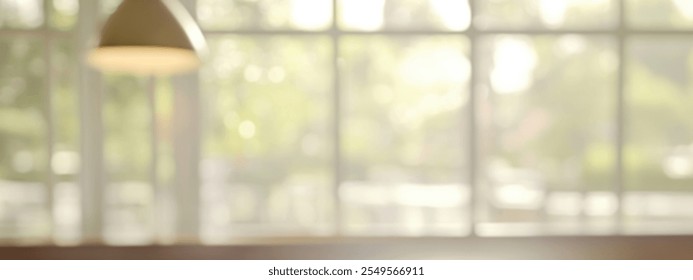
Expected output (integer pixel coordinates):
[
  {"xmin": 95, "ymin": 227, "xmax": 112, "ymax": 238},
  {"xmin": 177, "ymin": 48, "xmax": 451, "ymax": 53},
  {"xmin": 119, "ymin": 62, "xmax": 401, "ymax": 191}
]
[{"xmin": 2, "ymin": 0, "xmax": 693, "ymax": 245}]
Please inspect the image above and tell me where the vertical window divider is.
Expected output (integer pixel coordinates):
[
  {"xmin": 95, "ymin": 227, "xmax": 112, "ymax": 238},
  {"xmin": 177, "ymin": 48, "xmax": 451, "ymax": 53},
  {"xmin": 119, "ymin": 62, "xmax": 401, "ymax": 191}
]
[
  {"xmin": 173, "ymin": 0, "xmax": 201, "ymax": 243},
  {"xmin": 331, "ymin": 0, "xmax": 343, "ymax": 236},
  {"xmin": 467, "ymin": 0, "xmax": 478, "ymax": 237},
  {"xmin": 77, "ymin": 0, "xmax": 104, "ymax": 243},
  {"xmin": 147, "ymin": 76, "xmax": 161, "ymax": 243},
  {"xmin": 616, "ymin": 0, "xmax": 627, "ymax": 235},
  {"xmin": 43, "ymin": 0, "xmax": 55, "ymax": 243}
]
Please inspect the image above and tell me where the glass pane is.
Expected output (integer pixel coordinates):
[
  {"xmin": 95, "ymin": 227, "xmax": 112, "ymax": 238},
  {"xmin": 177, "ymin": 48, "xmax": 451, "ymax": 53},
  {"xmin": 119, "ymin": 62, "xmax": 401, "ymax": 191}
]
[
  {"xmin": 0, "ymin": 38, "xmax": 49, "ymax": 241},
  {"xmin": 0, "ymin": 0, "xmax": 43, "ymax": 28},
  {"xmin": 338, "ymin": 0, "xmax": 470, "ymax": 31},
  {"xmin": 475, "ymin": 0, "xmax": 616, "ymax": 30},
  {"xmin": 103, "ymin": 75, "xmax": 154, "ymax": 244},
  {"xmin": 197, "ymin": 0, "xmax": 332, "ymax": 30},
  {"xmin": 200, "ymin": 36, "xmax": 333, "ymax": 241},
  {"xmin": 49, "ymin": 0, "xmax": 78, "ymax": 30},
  {"xmin": 625, "ymin": 37, "xmax": 693, "ymax": 234},
  {"xmin": 340, "ymin": 36, "xmax": 470, "ymax": 236},
  {"xmin": 51, "ymin": 39, "xmax": 80, "ymax": 244},
  {"xmin": 627, "ymin": 0, "xmax": 693, "ymax": 28},
  {"xmin": 151, "ymin": 77, "xmax": 176, "ymax": 243},
  {"xmin": 476, "ymin": 35, "xmax": 617, "ymax": 236}
]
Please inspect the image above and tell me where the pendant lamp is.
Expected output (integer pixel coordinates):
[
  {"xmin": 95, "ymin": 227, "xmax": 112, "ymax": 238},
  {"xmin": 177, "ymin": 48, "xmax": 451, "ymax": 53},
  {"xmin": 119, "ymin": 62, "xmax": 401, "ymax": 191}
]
[{"xmin": 88, "ymin": 0, "xmax": 207, "ymax": 75}]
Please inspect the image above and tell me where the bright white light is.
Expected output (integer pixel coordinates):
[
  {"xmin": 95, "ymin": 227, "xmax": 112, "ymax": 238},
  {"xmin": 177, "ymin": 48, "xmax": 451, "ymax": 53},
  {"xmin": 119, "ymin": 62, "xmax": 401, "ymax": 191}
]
[
  {"xmin": 53, "ymin": 182, "xmax": 81, "ymax": 244},
  {"xmin": 490, "ymin": 38, "xmax": 537, "ymax": 95},
  {"xmin": 539, "ymin": 0, "xmax": 568, "ymax": 27},
  {"xmin": 340, "ymin": 0, "xmax": 385, "ymax": 31},
  {"xmin": 3, "ymin": 0, "xmax": 43, "ymax": 28},
  {"xmin": 290, "ymin": 0, "xmax": 331, "ymax": 30},
  {"xmin": 625, "ymin": 192, "xmax": 693, "ymax": 217},
  {"xmin": 394, "ymin": 184, "xmax": 465, "ymax": 207},
  {"xmin": 238, "ymin": 120, "xmax": 256, "ymax": 139},
  {"xmin": 673, "ymin": 0, "xmax": 693, "ymax": 19},
  {"xmin": 539, "ymin": 0, "xmax": 611, "ymax": 27},
  {"xmin": 339, "ymin": 182, "xmax": 391, "ymax": 205},
  {"xmin": 493, "ymin": 183, "xmax": 544, "ymax": 209},
  {"xmin": 663, "ymin": 153, "xmax": 693, "ymax": 179},
  {"xmin": 392, "ymin": 46, "xmax": 469, "ymax": 129},
  {"xmin": 51, "ymin": 150, "xmax": 80, "ymax": 175},
  {"xmin": 585, "ymin": 192, "xmax": 617, "ymax": 216},
  {"xmin": 339, "ymin": 182, "xmax": 465, "ymax": 208},
  {"xmin": 430, "ymin": 0, "xmax": 471, "ymax": 30}
]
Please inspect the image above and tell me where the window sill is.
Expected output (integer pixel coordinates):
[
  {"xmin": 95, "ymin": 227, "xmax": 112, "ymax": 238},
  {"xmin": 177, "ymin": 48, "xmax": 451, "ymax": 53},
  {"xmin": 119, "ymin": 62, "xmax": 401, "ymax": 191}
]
[{"xmin": 1, "ymin": 235, "xmax": 692, "ymax": 259}]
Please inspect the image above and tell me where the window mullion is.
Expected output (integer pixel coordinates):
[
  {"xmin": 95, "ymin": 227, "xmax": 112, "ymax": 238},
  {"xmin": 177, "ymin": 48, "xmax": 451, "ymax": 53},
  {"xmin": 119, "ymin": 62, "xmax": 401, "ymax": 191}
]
[
  {"xmin": 467, "ymin": 0, "xmax": 478, "ymax": 237},
  {"xmin": 331, "ymin": 0, "xmax": 342, "ymax": 236},
  {"xmin": 615, "ymin": 0, "xmax": 627, "ymax": 235},
  {"xmin": 146, "ymin": 77, "xmax": 162, "ymax": 242},
  {"xmin": 171, "ymin": 0, "xmax": 201, "ymax": 243},
  {"xmin": 43, "ymin": 0, "xmax": 55, "ymax": 243},
  {"xmin": 77, "ymin": 0, "xmax": 104, "ymax": 243}
]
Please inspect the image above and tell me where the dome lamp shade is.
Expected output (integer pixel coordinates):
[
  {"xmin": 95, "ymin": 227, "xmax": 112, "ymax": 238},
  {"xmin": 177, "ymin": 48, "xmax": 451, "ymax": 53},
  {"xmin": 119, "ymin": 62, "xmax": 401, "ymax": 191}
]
[{"xmin": 88, "ymin": 0, "xmax": 207, "ymax": 75}]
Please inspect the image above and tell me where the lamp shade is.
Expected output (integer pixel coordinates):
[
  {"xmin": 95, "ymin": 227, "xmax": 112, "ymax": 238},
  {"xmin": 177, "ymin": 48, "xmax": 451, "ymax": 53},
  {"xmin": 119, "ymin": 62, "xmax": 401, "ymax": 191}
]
[{"xmin": 88, "ymin": 0, "xmax": 207, "ymax": 75}]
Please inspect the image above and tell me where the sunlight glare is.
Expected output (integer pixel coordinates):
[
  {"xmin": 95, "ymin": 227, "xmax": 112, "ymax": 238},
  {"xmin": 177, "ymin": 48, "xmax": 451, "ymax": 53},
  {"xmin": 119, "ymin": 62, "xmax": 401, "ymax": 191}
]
[
  {"xmin": 238, "ymin": 120, "xmax": 256, "ymax": 139},
  {"xmin": 51, "ymin": 150, "xmax": 80, "ymax": 175},
  {"xmin": 673, "ymin": 0, "xmax": 693, "ymax": 19},
  {"xmin": 430, "ymin": 0, "xmax": 471, "ymax": 30},
  {"xmin": 291, "ymin": 0, "xmax": 332, "ymax": 30},
  {"xmin": 539, "ymin": 0, "xmax": 568, "ymax": 27},
  {"xmin": 340, "ymin": 0, "xmax": 385, "ymax": 31},
  {"xmin": 1, "ymin": 0, "xmax": 43, "ymax": 28},
  {"xmin": 490, "ymin": 38, "xmax": 537, "ymax": 95}
]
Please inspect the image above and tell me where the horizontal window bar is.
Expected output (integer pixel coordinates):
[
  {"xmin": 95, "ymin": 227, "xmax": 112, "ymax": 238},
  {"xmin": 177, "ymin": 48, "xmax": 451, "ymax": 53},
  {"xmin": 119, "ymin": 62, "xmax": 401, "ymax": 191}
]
[{"xmin": 200, "ymin": 29, "xmax": 693, "ymax": 36}]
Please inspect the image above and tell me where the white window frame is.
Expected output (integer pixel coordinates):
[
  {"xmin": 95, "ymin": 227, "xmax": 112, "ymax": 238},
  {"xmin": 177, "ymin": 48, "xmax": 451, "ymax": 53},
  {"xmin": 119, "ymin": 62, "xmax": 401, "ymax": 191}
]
[{"xmin": 5, "ymin": 0, "xmax": 693, "ymax": 243}]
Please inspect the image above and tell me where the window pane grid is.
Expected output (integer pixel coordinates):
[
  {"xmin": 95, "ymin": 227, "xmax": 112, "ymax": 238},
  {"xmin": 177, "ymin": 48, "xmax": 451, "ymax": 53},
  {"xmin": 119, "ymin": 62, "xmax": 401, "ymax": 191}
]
[
  {"xmin": 4, "ymin": 0, "xmax": 693, "ymax": 243},
  {"xmin": 197, "ymin": 0, "xmax": 624, "ymax": 238}
]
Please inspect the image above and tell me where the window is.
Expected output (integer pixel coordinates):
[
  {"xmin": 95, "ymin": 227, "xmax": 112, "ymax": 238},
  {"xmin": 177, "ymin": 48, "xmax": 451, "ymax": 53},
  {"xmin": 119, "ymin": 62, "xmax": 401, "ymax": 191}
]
[
  {"xmin": 1, "ymin": 0, "xmax": 693, "ymax": 245},
  {"xmin": 0, "ymin": 0, "xmax": 80, "ymax": 244}
]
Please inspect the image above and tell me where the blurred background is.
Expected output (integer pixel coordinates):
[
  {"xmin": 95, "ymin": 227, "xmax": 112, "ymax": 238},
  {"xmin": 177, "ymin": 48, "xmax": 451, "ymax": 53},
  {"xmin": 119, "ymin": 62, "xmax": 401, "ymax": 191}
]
[{"xmin": 1, "ymin": 0, "xmax": 693, "ymax": 246}]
